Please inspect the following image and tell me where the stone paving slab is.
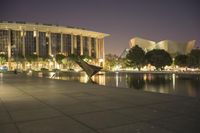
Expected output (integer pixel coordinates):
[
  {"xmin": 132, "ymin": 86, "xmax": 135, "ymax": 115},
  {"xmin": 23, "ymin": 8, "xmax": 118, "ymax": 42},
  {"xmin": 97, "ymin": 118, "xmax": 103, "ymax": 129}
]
[
  {"xmin": 9, "ymin": 108, "xmax": 63, "ymax": 122},
  {"xmin": 151, "ymin": 116, "xmax": 200, "ymax": 133},
  {"xmin": 99, "ymin": 122, "xmax": 175, "ymax": 133},
  {"xmin": 17, "ymin": 117, "xmax": 96, "ymax": 133},
  {"xmin": 0, "ymin": 73, "xmax": 199, "ymax": 133},
  {"xmin": 73, "ymin": 110, "xmax": 135, "ymax": 130},
  {"xmin": 0, "ymin": 124, "xmax": 19, "ymax": 133}
]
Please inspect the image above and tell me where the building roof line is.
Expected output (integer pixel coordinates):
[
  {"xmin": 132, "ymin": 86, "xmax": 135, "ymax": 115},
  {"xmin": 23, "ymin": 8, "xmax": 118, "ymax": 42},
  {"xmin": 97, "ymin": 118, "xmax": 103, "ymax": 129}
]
[{"xmin": 0, "ymin": 21, "xmax": 110, "ymax": 38}]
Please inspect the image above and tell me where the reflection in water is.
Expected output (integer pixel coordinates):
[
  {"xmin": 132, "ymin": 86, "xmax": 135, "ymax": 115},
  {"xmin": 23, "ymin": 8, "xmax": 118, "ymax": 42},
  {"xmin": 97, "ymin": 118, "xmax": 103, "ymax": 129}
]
[
  {"xmin": 172, "ymin": 73, "xmax": 175, "ymax": 90},
  {"xmin": 116, "ymin": 72, "xmax": 119, "ymax": 87},
  {"xmin": 36, "ymin": 71, "xmax": 200, "ymax": 97},
  {"xmin": 127, "ymin": 74, "xmax": 145, "ymax": 89},
  {"xmin": 91, "ymin": 72, "xmax": 105, "ymax": 85},
  {"xmin": 0, "ymin": 73, "xmax": 3, "ymax": 80}
]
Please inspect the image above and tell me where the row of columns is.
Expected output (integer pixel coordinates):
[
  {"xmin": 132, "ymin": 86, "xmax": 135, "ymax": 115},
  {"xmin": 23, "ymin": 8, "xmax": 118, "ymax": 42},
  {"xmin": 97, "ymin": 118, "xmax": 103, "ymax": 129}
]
[
  {"xmin": 56, "ymin": 34, "xmax": 104, "ymax": 59},
  {"xmin": 7, "ymin": 30, "xmax": 105, "ymax": 62}
]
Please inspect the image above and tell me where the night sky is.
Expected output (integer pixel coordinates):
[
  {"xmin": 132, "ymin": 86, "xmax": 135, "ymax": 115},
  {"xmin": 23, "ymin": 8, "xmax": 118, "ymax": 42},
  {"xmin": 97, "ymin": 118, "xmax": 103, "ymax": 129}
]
[{"xmin": 1, "ymin": 0, "xmax": 200, "ymax": 55}]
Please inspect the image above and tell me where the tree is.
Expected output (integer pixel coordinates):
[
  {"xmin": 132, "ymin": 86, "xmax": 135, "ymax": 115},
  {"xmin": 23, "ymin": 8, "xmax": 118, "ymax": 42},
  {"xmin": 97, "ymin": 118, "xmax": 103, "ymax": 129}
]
[
  {"xmin": 118, "ymin": 57, "xmax": 128, "ymax": 69},
  {"xmin": 55, "ymin": 54, "xmax": 66, "ymax": 64},
  {"xmin": 146, "ymin": 49, "xmax": 172, "ymax": 70},
  {"xmin": 55, "ymin": 54, "xmax": 66, "ymax": 69},
  {"xmin": 80, "ymin": 55, "xmax": 93, "ymax": 63},
  {"xmin": 187, "ymin": 49, "xmax": 200, "ymax": 68},
  {"xmin": 174, "ymin": 54, "xmax": 188, "ymax": 67},
  {"xmin": 62, "ymin": 57, "xmax": 76, "ymax": 70},
  {"xmin": 26, "ymin": 54, "xmax": 38, "ymax": 63},
  {"xmin": 0, "ymin": 54, "xmax": 8, "ymax": 65},
  {"xmin": 26, "ymin": 54, "xmax": 38, "ymax": 69},
  {"xmin": 16, "ymin": 55, "xmax": 25, "ymax": 63},
  {"xmin": 126, "ymin": 45, "xmax": 146, "ymax": 71},
  {"xmin": 187, "ymin": 55, "xmax": 198, "ymax": 68},
  {"xmin": 104, "ymin": 54, "xmax": 118, "ymax": 70}
]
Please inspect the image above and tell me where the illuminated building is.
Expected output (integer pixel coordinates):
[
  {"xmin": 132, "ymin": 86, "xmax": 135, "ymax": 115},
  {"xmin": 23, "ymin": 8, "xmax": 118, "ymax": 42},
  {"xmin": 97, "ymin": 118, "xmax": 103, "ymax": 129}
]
[
  {"xmin": 120, "ymin": 48, "xmax": 129, "ymax": 58},
  {"xmin": 130, "ymin": 37, "xmax": 196, "ymax": 55},
  {"xmin": 129, "ymin": 37, "xmax": 156, "ymax": 52},
  {"xmin": 0, "ymin": 21, "xmax": 109, "ymax": 68}
]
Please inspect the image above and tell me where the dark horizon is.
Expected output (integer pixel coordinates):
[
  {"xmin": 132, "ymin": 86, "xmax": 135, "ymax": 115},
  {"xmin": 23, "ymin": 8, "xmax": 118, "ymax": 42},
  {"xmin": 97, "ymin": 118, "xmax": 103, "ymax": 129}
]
[{"xmin": 1, "ymin": 0, "xmax": 200, "ymax": 55}]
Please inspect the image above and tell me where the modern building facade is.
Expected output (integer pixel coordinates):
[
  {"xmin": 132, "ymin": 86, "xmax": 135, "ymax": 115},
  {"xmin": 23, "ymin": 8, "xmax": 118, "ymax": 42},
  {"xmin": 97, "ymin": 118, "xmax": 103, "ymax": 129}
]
[
  {"xmin": 130, "ymin": 37, "xmax": 196, "ymax": 55},
  {"xmin": 129, "ymin": 37, "xmax": 156, "ymax": 52},
  {"xmin": 0, "ymin": 21, "xmax": 109, "ymax": 67}
]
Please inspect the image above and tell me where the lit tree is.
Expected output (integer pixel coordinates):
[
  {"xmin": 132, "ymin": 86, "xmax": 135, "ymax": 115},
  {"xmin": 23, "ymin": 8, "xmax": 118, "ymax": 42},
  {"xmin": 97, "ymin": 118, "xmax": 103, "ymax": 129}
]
[
  {"xmin": 80, "ymin": 55, "xmax": 93, "ymax": 63},
  {"xmin": 62, "ymin": 54, "xmax": 80, "ymax": 70},
  {"xmin": 55, "ymin": 54, "xmax": 66, "ymax": 69},
  {"xmin": 0, "ymin": 54, "xmax": 7, "ymax": 65},
  {"xmin": 62, "ymin": 58, "xmax": 76, "ymax": 70},
  {"xmin": 146, "ymin": 49, "xmax": 172, "ymax": 70},
  {"xmin": 104, "ymin": 54, "xmax": 118, "ymax": 70},
  {"xmin": 174, "ymin": 54, "xmax": 188, "ymax": 68},
  {"xmin": 126, "ymin": 45, "xmax": 146, "ymax": 71},
  {"xmin": 118, "ymin": 57, "xmax": 128, "ymax": 69},
  {"xmin": 26, "ymin": 54, "xmax": 38, "ymax": 69},
  {"xmin": 187, "ymin": 55, "xmax": 198, "ymax": 68},
  {"xmin": 187, "ymin": 49, "xmax": 200, "ymax": 68}
]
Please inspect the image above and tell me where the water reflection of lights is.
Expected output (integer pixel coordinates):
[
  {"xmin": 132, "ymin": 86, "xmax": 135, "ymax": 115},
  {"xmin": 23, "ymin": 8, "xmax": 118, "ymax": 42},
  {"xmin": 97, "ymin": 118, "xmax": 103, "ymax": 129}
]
[
  {"xmin": 147, "ymin": 74, "xmax": 153, "ymax": 81},
  {"xmin": 91, "ymin": 72, "xmax": 105, "ymax": 85},
  {"xmin": 32, "ymin": 71, "xmax": 200, "ymax": 97},
  {"xmin": 0, "ymin": 73, "xmax": 3, "ymax": 80},
  {"xmin": 116, "ymin": 72, "xmax": 119, "ymax": 87},
  {"xmin": 172, "ymin": 73, "xmax": 176, "ymax": 90},
  {"xmin": 27, "ymin": 70, "xmax": 33, "ymax": 76},
  {"xmin": 80, "ymin": 73, "xmax": 89, "ymax": 83},
  {"xmin": 143, "ymin": 74, "xmax": 147, "ymax": 81}
]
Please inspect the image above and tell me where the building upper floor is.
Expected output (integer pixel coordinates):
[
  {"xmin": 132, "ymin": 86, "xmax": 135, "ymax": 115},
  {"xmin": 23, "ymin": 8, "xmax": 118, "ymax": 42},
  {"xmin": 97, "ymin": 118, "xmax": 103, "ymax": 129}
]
[
  {"xmin": 0, "ymin": 21, "xmax": 110, "ymax": 62},
  {"xmin": 0, "ymin": 21, "xmax": 109, "ymax": 38},
  {"xmin": 130, "ymin": 37, "xmax": 196, "ymax": 55}
]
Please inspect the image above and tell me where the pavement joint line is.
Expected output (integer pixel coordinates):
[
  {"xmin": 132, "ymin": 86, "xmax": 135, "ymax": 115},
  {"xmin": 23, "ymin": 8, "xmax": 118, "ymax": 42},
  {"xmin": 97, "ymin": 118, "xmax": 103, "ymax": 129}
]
[
  {"xmin": 11, "ymin": 115, "xmax": 65, "ymax": 124},
  {"xmin": 11, "ymin": 85, "xmax": 102, "ymax": 133},
  {"xmin": 0, "ymin": 98, "xmax": 22, "ymax": 133}
]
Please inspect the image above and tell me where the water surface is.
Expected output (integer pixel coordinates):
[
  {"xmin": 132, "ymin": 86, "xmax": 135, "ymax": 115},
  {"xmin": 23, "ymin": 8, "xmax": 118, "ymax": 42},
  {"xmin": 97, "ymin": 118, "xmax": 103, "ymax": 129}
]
[{"xmin": 38, "ymin": 71, "xmax": 200, "ymax": 97}]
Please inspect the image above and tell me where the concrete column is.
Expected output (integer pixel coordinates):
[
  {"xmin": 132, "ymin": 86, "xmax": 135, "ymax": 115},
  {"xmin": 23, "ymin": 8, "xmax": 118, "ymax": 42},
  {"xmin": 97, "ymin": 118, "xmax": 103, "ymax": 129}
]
[
  {"xmin": 35, "ymin": 31, "xmax": 39, "ymax": 56},
  {"xmin": 95, "ymin": 38, "xmax": 99, "ymax": 59},
  {"xmin": 7, "ymin": 29, "xmax": 11, "ymax": 60},
  {"xmin": 80, "ymin": 35, "xmax": 83, "ymax": 55},
  {"xmin": 48, "ymin": 32, "xmax": 52, "ymax": 56},
  {"xmin": 102, "ymin": 38, "xmax": 105, "ymax": 65},
  {"xmin": 88, "ymin": 37, "xmax": 91, "ymax": 56},
  {"xmin": 22, "ymin": 30, "xmax": 25, "ymax": 57},
  {"xmin": 61, "ymin": 33, "xmax": 63, "ymax": 53},
  {"xmin": 73, "ymin": 35, "xmax": 77, "ymax": 54},
  {"xmin": 98, "ymin": 39, "xmax": 101, "ymax": 59},
  {"xmin": 102, "ymin": 38, "xmax": 105, "ymax": 61},
  {"xmin": 71, "ymin": 34, "xmax": 74, "ymax": 54}
]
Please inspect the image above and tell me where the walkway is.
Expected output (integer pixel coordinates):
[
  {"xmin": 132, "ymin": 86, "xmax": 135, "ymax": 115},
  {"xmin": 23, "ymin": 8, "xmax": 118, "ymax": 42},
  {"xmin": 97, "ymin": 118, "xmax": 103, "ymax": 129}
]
[{"xmin": 0, "ymin": 73, "xmax": 199, "ymax": 133}]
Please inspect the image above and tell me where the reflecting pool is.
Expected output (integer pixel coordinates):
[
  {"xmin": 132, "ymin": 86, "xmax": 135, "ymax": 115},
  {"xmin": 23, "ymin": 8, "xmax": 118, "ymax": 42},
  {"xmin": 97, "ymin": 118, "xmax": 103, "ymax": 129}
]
[{"xmin": 37, "ymin": 71, "xmax": 200, "ymax": 97}]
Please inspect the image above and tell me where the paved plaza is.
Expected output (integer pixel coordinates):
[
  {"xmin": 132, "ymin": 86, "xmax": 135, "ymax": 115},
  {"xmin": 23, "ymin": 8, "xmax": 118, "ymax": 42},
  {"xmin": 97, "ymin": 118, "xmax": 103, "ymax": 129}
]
[{"xmin": 0, "ymin": 73, "xmax": 200, "ymax": 133}]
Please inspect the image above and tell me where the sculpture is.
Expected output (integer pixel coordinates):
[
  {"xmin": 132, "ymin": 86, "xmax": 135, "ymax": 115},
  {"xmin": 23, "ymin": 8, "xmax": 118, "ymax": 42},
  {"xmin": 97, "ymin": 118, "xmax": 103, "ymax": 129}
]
[{"xmin": 75, "ymin": 57, "xmax": 102, "ymax": 78}]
